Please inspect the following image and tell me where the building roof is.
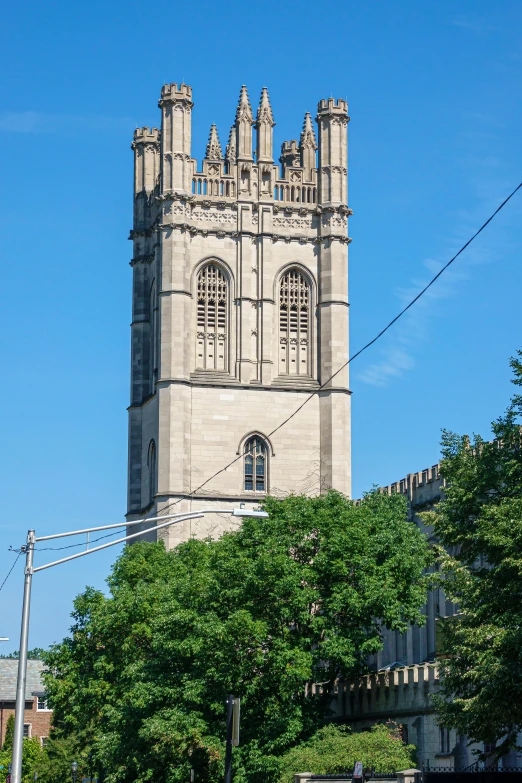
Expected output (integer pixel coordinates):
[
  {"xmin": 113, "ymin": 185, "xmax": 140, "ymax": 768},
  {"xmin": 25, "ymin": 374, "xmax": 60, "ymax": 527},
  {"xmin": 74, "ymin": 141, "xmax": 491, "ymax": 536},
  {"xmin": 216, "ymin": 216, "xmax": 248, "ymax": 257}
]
[{"xmin": 0, "ymin": 659, "xmax": 46, "ymax": 700}]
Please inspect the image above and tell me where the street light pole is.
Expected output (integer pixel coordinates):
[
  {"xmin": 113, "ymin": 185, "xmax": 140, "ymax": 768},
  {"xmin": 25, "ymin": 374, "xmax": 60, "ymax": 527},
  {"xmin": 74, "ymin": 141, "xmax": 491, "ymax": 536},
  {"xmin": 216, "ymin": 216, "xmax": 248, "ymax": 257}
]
[
  {"xmin": 224, "ymin": 694, "xmax": 234, "ymax": 783},
  {"xmin": 10, "ymin": 507, "xmax": 267, "ymax": 783},
  {"xmin": 11, "ymin": 531, "xmax": 34, "ymax": 783}
]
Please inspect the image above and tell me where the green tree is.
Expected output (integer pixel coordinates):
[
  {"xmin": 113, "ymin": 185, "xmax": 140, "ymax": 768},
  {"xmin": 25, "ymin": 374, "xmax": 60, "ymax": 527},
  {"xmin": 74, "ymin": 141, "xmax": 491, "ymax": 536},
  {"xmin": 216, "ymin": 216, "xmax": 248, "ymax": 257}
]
[
  {"xmin": 34, "ymin": 734, "xmax": 90, "ymax": 783},
  {"xmin": 2, "ymin": 715, "xmax": 14, "ymax": 751},
  {"xmin": 278, "ymin": 723, "xmax": 416, "ymax": 782},
  {"xmin": 0, "ymin": 649, "xmax": 46, "ymax": 660},
  {"xmin": 43, "ymin": 490, "xmax": 431, "ymax": 783},
  {"xmin": 0, "ymin": 737, "xmax": 43, "ymax": 783},
  {"xmin": 428, "ymin": 351, "xmax": 522, "ymax": 757}
]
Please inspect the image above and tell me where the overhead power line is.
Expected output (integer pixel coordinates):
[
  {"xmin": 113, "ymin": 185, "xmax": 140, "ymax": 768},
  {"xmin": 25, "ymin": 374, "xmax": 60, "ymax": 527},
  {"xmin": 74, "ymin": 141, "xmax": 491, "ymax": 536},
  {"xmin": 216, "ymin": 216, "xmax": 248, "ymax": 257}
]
[
  {"xmin": 158, "ymin": 180, "xmax": 522, "ymax": 505},
  {"xmin": 0, "ymin": 552, "xmax": 21, "ymax": 594},
  {"xmin": 11, "ymin": 181, "xmax": 522, "ymax": 554},
  {"xmin": 34, "ymin": 528, "xmax": 126, "ymax": 552}
]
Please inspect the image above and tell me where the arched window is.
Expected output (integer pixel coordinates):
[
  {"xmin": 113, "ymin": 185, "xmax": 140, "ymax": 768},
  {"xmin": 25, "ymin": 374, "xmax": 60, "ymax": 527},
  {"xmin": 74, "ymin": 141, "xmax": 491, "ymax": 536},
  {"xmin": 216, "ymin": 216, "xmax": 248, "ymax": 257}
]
[
  {"xmin": 279, "ymin": 269, "xmax": 311, "ymax": 376},
  {"xmin": 244, "ymin": 436, "xmax": 267, "ymax": 492},
  {"xmin": 147, "ymin": 439, "xmax": 156, "ymax": 504},
  {"xmin": 196, "ymin": 263, "xmax": 228, "ymax": 371}
]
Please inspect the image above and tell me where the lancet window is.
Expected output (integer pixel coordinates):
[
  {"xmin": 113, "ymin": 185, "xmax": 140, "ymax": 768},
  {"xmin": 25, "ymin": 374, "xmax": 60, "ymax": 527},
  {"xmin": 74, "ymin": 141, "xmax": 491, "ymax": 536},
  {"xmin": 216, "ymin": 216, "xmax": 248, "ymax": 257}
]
[
  {"xmin": 196, "ymin": 263, "xmax": 228, "ymax": 371},
  {"xmin": 147, "ymin": 439, "xmax": 157, "ymax": 504},
  {"xmin": 244, "ymin": 436, "xmax": 267, "ymax": 492},
  {"xmin": 149, "ymin": 281, "xmax": 158, "ymax": 394},
  {"xmin": 279, "ymin": 269, "xmax": 311, "ymax": 376}
]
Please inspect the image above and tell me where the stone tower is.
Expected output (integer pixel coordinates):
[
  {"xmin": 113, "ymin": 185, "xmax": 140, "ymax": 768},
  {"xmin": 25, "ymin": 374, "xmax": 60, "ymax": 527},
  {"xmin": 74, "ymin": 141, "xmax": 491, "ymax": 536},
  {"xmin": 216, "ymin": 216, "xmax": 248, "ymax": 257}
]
[{"xmin": 127, "ymin": 83, "xmax": 352, "ymax": 546}]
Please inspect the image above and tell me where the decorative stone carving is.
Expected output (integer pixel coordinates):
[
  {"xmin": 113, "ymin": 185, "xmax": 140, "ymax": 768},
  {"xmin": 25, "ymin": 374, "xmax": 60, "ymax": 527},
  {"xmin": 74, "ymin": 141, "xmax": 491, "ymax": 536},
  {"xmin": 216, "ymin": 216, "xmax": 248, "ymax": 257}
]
[
  {"xmin": 236, "ymin": 85, "xmax": 254, "ymax": 123},
  {"xmin": 205, "ymin": 125, "xmax": 223, "ymax": 160},
  {"xmin": 191, "ymin": 209, "xmax": 236, "ymax": 224},
  {"xmin": 273, "ymin": 215, "xmax": 312, "ymax": 229}
]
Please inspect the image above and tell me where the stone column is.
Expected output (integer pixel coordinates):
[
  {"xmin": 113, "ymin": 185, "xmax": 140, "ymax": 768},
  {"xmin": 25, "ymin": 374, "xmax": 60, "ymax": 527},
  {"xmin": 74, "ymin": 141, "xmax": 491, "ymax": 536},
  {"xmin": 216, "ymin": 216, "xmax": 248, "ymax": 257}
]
[{"xmin": 317, "ymin": 97, "xmax": 351, "ymax": 497}]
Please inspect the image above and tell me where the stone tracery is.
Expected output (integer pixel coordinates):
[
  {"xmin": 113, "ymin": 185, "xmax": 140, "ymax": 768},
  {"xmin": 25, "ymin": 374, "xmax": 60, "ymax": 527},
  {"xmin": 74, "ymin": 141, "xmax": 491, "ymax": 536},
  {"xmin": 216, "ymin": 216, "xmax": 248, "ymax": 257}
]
[{"xmin": 196, "ymin": 263, "xmax": 228, "ymax": 371}]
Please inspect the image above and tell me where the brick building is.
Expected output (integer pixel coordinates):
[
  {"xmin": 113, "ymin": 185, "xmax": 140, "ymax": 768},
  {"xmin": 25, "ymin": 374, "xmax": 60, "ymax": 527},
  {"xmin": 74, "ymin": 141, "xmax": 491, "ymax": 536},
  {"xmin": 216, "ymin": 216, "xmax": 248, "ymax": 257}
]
[{"xmin": 0, "ymin": 660, "xmax": 52, "ymax": 747}]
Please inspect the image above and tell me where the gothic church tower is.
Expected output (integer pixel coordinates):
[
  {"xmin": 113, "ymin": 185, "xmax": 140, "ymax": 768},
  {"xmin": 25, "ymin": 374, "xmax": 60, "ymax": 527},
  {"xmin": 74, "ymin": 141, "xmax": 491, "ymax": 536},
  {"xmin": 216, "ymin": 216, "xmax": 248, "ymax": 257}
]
[{"xmin": 128, "ymin": 83, "xmax": 351, "ymax": 546}]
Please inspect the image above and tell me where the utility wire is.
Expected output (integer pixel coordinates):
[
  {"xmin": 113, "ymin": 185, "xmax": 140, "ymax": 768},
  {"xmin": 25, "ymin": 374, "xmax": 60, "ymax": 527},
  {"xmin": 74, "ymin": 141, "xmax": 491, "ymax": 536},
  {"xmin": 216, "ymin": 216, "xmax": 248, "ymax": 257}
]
[
  {"xmin": 18, "ymin": 180, "xmax": 522, "ymax": 550},
  {"xmin": 154, "ymin": 180, "xmax": 522, "ymax": 511},
  {"xmin": 0, "ymin": 552, "xmax": 21, "ymax": 594},
  {"xmin": 34, "ymin": 528, "xmax": 126, "ymax": 552}
]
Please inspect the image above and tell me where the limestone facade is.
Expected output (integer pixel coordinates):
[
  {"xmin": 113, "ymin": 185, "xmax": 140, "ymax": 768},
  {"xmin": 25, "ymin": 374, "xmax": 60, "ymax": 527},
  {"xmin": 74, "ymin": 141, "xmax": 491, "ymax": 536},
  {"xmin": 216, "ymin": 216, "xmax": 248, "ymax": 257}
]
[{"xmin": 127, "ymin": 83, "xmax": 352, "ymax": 544}]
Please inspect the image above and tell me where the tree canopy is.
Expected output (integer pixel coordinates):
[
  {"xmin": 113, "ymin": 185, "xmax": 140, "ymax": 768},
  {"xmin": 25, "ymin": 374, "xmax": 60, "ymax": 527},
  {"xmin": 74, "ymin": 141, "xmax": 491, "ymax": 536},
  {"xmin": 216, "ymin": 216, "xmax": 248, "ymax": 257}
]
[
  {"xmin": 43, "ymin": 490, "xmax": 431, "ymax": 783},
  {"xmin": 277, "ymin": 723, "xmax": 416, "ymax": 782},
  {"xmin": 0, "ymin": 648, "xmax": 46, "ymax": 660},
  {"xmin": 0, "ymin": 715, "xmax": 44, "ymax": 783},
  {"xmin": 429, "ymin": 351, "xmax": 522, "ymax": 757}
]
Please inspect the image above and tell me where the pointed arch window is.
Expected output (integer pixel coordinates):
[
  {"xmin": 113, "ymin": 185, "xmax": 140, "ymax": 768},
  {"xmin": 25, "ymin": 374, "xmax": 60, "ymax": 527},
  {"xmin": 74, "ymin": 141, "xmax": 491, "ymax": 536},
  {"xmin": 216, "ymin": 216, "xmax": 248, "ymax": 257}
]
[
  {"xmin": 244, "ymin": 436, "xmax": 267, "ymax": 492},
  {"xmin": 196, "ymin": 263, "xmax": 228, "ymax": 371},
  {"xmin": 149, "ymin": 281, "xmax": 158, "ymax": 394},
  {"xmin": 147, "ymin": 439, "xmax": 157, "ymax": 504},
  {"xmin": 279, "ymin": 269, "xmax": 311, "ymax": 376}
]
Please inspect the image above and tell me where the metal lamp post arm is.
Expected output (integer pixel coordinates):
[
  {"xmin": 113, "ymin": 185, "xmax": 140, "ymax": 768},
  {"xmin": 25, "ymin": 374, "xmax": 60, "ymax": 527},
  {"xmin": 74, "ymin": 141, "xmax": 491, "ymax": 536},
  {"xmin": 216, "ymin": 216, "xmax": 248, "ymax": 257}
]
[
  {"xmin": 10, "ymin": 506, "xmax": 268, "ymax": 783},
  {"xmin": 33, "ymin": 507, "xmax": 247, "ymax": 572}
]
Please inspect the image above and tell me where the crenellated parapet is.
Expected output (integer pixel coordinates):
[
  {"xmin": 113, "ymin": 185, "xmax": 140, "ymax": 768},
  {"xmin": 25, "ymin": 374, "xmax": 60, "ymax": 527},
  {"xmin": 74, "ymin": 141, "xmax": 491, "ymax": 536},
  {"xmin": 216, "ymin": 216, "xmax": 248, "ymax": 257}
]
[
  {"xmin": 128, "ymin": 82, "xmax": 353, "ymax": 248},
  {"xmin": 379, "ymin": 464, "xmax": 444, "ymax": 511},
  {"xmin": 132, "ymin": 82, "xmax": 352, "ymax": 218},
  {"xmin": 127, "ymin": 77, "xmax": 352, "ymax": 535},
  {"xmin": 330, "ymin": 663, "xmax": 440, "ymax": 726}
]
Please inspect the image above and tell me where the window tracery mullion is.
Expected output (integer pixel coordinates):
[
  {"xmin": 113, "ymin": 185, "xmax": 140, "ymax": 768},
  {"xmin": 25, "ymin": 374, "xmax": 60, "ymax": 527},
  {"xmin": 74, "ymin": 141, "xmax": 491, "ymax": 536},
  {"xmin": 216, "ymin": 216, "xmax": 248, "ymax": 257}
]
[
  {"xmin": 196, "ymin": 263, "xmax": 228, "ymax": 371},
  {"xmin": 279, "ymin": 270, "xmax": 310, "ymax": 376}
]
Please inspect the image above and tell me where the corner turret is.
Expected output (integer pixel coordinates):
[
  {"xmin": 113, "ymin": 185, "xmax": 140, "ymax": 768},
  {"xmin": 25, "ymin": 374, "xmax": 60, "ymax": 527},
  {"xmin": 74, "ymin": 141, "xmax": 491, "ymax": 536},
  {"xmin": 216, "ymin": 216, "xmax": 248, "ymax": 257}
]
[
  {"xmin": 316, "ymin": 97, "xmax": 349, "ymax": 206},
  {"xmin": 158, "ymin": 82, "xmax": 194, "ymax": 194},
  {"xmin": 279, "ymin": 140, "xmax": 300, "ymax": 176}
]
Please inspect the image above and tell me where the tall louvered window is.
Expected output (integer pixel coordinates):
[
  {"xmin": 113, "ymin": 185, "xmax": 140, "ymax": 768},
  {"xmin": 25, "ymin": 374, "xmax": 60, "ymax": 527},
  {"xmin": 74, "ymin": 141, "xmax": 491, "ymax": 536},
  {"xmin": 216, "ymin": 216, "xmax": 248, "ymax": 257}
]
[
  {"xmin": 196, "ymin": 264, "xmax": 228, "ymax": 371},
  {"xmin": 149, "ymin": 281, "xmax": 158, "ymax": 394},
  {"xmin": 147, "ymin": 439, "xmax": 156, "ymax": 504},
  {"xmin": 279, "ymin": 270, "xmax": 310, "ymax": 375},
  {"xmin": 244, "ymin": 436, "xmax": 267, "ymax": 493}
]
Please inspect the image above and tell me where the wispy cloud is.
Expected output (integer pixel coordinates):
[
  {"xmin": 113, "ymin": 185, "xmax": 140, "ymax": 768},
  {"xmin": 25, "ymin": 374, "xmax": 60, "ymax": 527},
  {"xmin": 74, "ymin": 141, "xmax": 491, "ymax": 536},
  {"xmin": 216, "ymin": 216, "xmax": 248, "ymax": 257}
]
[
  {"xmin": 0, "ymin": 111, "xmax": 134, "ymax": 135},
  {"xmin": 452, "ymin": 15, "xmax": 502, "ymax": 34},
  {"xmin": 356, "ymin": 112, "xmax": 519, "ymax": 388}
]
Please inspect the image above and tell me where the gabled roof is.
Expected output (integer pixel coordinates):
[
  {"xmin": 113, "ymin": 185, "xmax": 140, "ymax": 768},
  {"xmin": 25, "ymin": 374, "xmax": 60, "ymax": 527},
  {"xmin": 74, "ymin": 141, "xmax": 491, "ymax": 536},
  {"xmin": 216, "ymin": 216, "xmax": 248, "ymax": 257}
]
[{"xmin": 0, "ymin": 659, "xmax": 46, "ymax": 700}]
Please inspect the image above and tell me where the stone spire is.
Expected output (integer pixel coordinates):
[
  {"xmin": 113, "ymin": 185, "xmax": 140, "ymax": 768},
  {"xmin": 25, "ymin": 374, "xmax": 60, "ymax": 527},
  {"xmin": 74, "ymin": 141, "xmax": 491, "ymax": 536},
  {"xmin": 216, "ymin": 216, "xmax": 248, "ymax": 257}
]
[
  {"xmin": 299, "ymin": 112, "xmax": 317, "ymax": 180},
  {"xmin": 256, "ymin": 87, "xmax": 274, "ymax": 126},
  {"xmin": 235, "ymin": 85, "xmax": 253, "ymax": 161},
  {"xmin": 256, "ymin": 87, "xmax": 275, "ymax": 162},
  {"xmin": 205, "ymin": 124, "xmax": 223, "ymax": 160},
  {"xmin": 225, "ymin": 124, "xmax": 236, "ymax": 162},
  {"xmin": 236, "ymin": 85, "xmax": 254, "ymax": 124}
]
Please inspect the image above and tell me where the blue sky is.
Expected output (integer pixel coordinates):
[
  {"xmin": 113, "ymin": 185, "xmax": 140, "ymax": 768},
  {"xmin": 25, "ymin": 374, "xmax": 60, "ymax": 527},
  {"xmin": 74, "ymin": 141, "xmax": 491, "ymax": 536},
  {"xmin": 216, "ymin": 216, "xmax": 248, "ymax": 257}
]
[{"xmin": 1, "ymin": 0, "xmax": 521, "ymax": 653}]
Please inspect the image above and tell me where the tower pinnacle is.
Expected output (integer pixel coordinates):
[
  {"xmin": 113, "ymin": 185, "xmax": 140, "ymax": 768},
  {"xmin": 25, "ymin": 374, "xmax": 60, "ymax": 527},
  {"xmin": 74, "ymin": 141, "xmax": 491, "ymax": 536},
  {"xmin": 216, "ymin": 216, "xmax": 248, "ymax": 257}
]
[
  {"xmin": 235, "ymin": 85, "xmax": 254, "ymax": 161},
  {"xmin": 205, "ymin": 124, "xmax": 223, "ymax": 160},
  {"xmin": 255, "ymin": 87, "xmax": 275, "ymax": 163},
  {"xmin": 256, "ymin": 87, "xmax": 275, "ymax": 126},
  {"xmin": 235, "ymin": 85, "xmax": 254, "ymax": 124},
  {"xmin": 299, "ymin": 112, "xmax": 317, "ymax": 179},
  {"xmin": 225, "ymin": 125, "xmax": 236, "ymax": 162}
]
